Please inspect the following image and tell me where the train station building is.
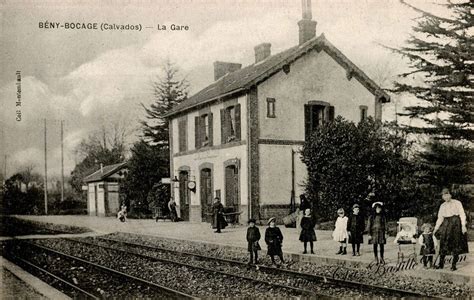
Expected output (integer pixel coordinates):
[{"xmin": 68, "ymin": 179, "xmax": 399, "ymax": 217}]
[{"xmin": 165, "ymin": 1, "xmax": 390, "ymax": 224}]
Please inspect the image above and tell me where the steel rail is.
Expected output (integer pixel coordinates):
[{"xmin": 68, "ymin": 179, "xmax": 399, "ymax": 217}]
[
  {"xmin": 12, "ymin": 255, "xmax": 100, "ymax": 299},
  {"xmin": 62, "ymin": 237, "xmax": 325, "ymax": 299},
  {"xmin": 20, "ymin": 241, "xmax": 197, "ymax": 300},
  {"xmin": 94, "ymin": 236, "xmax": 436, "ymax": 299}
]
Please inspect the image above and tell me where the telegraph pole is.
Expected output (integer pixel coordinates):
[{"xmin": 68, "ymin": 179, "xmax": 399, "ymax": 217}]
[
  {"xmin": 44, "ymin": 119, "xmax": 48, "ymax": 214},
  {"xmin": 3, "ymin": 155, "xmax": 7, "ymax": 181},
  {"xmin": 60, "ymin": 120, "xmax": 64, "ymax": 202}
]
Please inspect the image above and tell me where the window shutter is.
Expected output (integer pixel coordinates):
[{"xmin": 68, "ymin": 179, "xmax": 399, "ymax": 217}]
[
  {"xmin": 304, "ymin": 104, "xmax": 311, "ymax": 140},
  {"xmin": 208, "ymin": 113, "xmax": 213, "ymax": 146},
  {"xmin": 194, "ymin": 116, "xmax": 200, "ymax": 149},
  {"xmin": 328, "ymin": 106, "xmax": 335, "ymax": 122},
  {"xmin": 178, "ymin": 119, "xmax": 185, "ymax": 152},
  {"xmin": 235, "ymin": 104, "xmax": 241, "ymax": 141},
  {"xmin": 220, "ymin": 109, "xmax": 226, "ymax": 144}
]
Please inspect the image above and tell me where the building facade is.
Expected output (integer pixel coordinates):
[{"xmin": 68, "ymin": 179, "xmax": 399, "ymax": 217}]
[
  {"xmin": 166, "ymin": 2, "xmax": 390, "ymax": 224},
  {"xmin": 84, "ymin": 162, "xmax": 127, "ymax": 217}
]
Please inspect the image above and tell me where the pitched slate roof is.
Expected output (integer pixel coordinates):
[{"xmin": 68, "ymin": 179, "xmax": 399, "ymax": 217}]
[
  {"xmin": 165, "ymin": 34, "xmax": 390, "ymax": 118},
  {"xmin": 83, "ymin": 162, "xmax": 127, "ymax": 183}
]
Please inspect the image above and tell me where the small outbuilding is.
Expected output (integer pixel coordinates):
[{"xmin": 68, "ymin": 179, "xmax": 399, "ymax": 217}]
[{"xmin": 83, "ymin": 162, "xmax": 127, "ymax": 217}]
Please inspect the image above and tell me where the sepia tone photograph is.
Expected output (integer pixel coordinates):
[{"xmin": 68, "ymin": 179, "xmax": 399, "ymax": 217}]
[{"xmin": 0, "ymin": 0, "xmax": 472, "ymax": 298}]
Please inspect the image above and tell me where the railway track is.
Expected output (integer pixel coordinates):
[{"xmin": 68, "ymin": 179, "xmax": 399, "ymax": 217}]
[
  {"xmin": 46, "ymin": 237, "xmax": 324, "ymax": 298},
  {"xmin": 4, "ymin": 241, "xmax": 196, "ymax": 299},
  {"xmin": 62, "ymin": 236, "xmax": 435, "ymax": 299},
  {"xmin": 10, "ymin": 255, "xmax": 99, "ymax": 299}
]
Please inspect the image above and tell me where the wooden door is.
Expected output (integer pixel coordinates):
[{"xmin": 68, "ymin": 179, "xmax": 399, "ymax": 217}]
[
  {"xmin": 225, "ymin": 165, "xmax": 239, "ymax": 221},
  {"xmin": 179, "ymin": 171, "xmax": 190, "ymax": 221},
  {"xmin": 200, "ymin": 168, "xmax": 212, "ymax": 222}
]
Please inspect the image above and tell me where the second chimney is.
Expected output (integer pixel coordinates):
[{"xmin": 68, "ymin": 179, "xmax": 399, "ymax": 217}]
[
  {"xmin": 213, "ymin": 61, "xmax": 242, "ymax": 81},
  {"xmin": 298, "ymin": 0, "xmax": 317, "ymax": 45},
  {"xmin": 254, "ymin": 43, "xmax": 271, "ymax": 63}
]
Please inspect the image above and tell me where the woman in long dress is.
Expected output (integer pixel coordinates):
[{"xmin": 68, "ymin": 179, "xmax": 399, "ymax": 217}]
[{"xmin": 433, "ymin": 188, "xmax": 469, "ymax": 271}]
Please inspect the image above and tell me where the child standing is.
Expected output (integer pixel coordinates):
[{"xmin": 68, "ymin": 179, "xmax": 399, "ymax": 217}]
[
  {"xmin": 299, "ymin": 208, "xmax": 316, "ymax": 254},
  {"xmin": 246, "ymin": 218, "xmax": 261, "ymax": 265},
  {"xmin": 333, "ymin": 208, "xmax": 348, "ymax": 255},
  {"xmin": 367, "ymin": 202, "xmax": 386, "ymax": 264},
  {"xmin": 418, "ymin": 223, "xmax": 437, "ymax": 268},
  {"xmin": 347, "ymin": 204, "xmax": 365, "ymax": 256},
  {"xmin": 265, "ymin": 217, "xmax": 285, "ymax": 266}
]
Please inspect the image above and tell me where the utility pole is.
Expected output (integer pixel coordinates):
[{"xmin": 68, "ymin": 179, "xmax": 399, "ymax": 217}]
[
  {"xmin": 60, "ymin": 120, "xmax": 64, "ymax": 202},
  {"xmin": 44, "ymin": 119, "xmax": 48, "ymax": 215},
  {"xmin": 290, "ymin": 149, "xmax": 295, "ymax": 213},
  {"xmin": 3, "ymin": 155, "xmax": 7, "ymax": 182}
]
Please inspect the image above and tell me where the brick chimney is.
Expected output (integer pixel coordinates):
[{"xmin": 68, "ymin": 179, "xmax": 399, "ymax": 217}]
[
  {"xmin": 254, "ymin": 43, "xmax": 271, "ymax": 63},
  {"xmin": 213, "ymin": 61, "xmax": 242, "ymax": 81},
  {"xmin": 298, "ymin": 0, "xmax": 317, "ymax": 45}
]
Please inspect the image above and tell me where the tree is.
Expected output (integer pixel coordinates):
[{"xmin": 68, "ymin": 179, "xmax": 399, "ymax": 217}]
[
  {"xmin": 417, "ymin": 140, "xmax": 473, "ymax": 186},
  {"xmin": 389, "ymin": 0, "xmax": 473, "ymax": 141},
  {"xmin": 387, "ymin": 1, "xmax": 473, "ymax": 192},
  {"xmin": 18, "ymin": 164, "xmax": 42, "ymax": 190},
  {"xmin": 301, "ymin": 117, "xmax": 416, "ymax": 221},
  {"xmin": 120, "ymin": 140, "xmax": 170, "ymax": 217},
  {"xmin": 2, "ymin": 173, "xmax": 44, "ymax": 215},
  {"xmin": 141, "ymin": 59, "xmax": 188, "ymax": 147},
  {"xmin": 70, "ymin": 126, "xmax": 127, "ymax": 193}
]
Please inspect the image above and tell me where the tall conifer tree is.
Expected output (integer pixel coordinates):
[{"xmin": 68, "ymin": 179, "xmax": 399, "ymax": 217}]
[{"xmin": 390, "ymin": 0, "xmax": 473, "ymax": 141}]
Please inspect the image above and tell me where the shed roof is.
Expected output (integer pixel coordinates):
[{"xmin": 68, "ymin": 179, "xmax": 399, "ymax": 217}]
[
  {"xmin": 165, "ymin": 34, "xmax": 390, "ymax": 118},
  {"xmin": 83, "ymin": 162, "xmax": 127, "ymax": 183}
]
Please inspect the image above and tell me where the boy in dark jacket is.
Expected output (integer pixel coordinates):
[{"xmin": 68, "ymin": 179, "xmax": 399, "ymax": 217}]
[
  {"xmin": 347, "ymin": 204, "xmax": 365, "ymax": 256},
  {"xmin": 246, "ymin": 218, "xmax": 261, "ymax": 265},
  {"xmin": 265, "ymin": 217, "xmax": 285, "ymax": 266}
]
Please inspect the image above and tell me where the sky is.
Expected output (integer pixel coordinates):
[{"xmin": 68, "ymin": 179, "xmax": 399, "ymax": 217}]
[{"xmin": 0, "ymin": 0, "xmax": 450, "ymax": 179}]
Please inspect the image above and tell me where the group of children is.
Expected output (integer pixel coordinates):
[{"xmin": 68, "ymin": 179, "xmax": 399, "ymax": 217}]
[{"xmin": 247, "ymin": 200, "xmax": 438, "ymax": 268}]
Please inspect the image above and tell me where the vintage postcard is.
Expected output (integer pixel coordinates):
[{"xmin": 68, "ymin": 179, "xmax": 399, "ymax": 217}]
[{"xmin": 1, "ymin": 0, "xmax": 472, "ymax": 298}]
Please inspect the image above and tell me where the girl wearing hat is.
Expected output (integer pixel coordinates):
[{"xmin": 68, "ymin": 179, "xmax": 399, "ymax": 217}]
[
  {"xmin": 265, "ymin": 217, "xmax": 285, "ymax": 266},
  {"xmin": 246, "ymin": 218, "xmax": 261, "ymax": 265},
  {"xmin": 347, "ymin": 204, "xmax": 365, "ymax": 256},
  {"xmin": 433, "ymin": 187, "xmax": 468, "ymax": 271},
  {"xmin": 333, "ymin": 208, "xmax": 349, "ymax": 255},
  {"xmin": 367, "ymin": 202, "xmax": 386, "ymax": 264},
  {"xmin": 299, "ymin": 208, "xmax": 316, "ymax": 254}
]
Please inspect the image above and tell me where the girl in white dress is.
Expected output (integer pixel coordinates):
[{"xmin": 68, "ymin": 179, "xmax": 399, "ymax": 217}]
[{"xmin": 333, "ymin": 208, "xmax": 348, "ymax": 255}]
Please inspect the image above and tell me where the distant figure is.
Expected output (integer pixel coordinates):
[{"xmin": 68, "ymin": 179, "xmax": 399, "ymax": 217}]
[
  {"xmin": 246, "ymin": 218, "xmax": 261, "ymax": 265},
  {"xmin": 367, "ymin": 202, "xmax": 386, "ymax": 265},
  {"xmin": 117, "ymin": 205, "xmax": 127, "ymax": 222},
  {"xmin": 211, "ymin": 197, "xmax": 227, "ymax": 233},
  {"xmin": 300, "ymin": 194, "xmax": 311, "ymax": 211},
  {"xmin": 297, "ymin": 194, "xmax": 311, "ymax": 230},
  {"xmin": 265, "ymin": 217, "xmax": 285, "ymax": 267},
  {"xmin": 418, "ymin": 223, "xmax": 437, "ymax": 269},
  {"xmin": 333, "ymin": 208, "xmax": 348, "ymax": 255},
  {"xmin": 347, "ymin": 204, "xmax": 365, "ymax": 256},
  {"xmin": 433, "ymin": 188, "xmax": 468, "ymax": 271},
  {"xmin": 168, "ymin": 198, "xmax": 178, "ymax": 222},
  {"xmin": 299, "ymin": 208, "xmax": 316, "ymax": 254}
]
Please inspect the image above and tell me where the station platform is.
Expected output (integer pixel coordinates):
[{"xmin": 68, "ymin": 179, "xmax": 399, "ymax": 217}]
[{"xmin": 13, "ymin": 215, "xmax": 474, "ymax": 289}]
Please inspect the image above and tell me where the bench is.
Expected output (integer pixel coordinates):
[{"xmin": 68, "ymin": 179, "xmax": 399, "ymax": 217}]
[
  {"xmin": 153, "ymin": 207, "xmax": 172, "ymax": 222},
  {"xmin": 223, "ymin": 211, "xmax": 243, "ymax": 227}
]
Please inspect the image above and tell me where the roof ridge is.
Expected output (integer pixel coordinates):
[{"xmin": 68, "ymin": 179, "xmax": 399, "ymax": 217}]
[{"xmin": 165, "ymin": 33, "xmax": 389, "ymax": 117}]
